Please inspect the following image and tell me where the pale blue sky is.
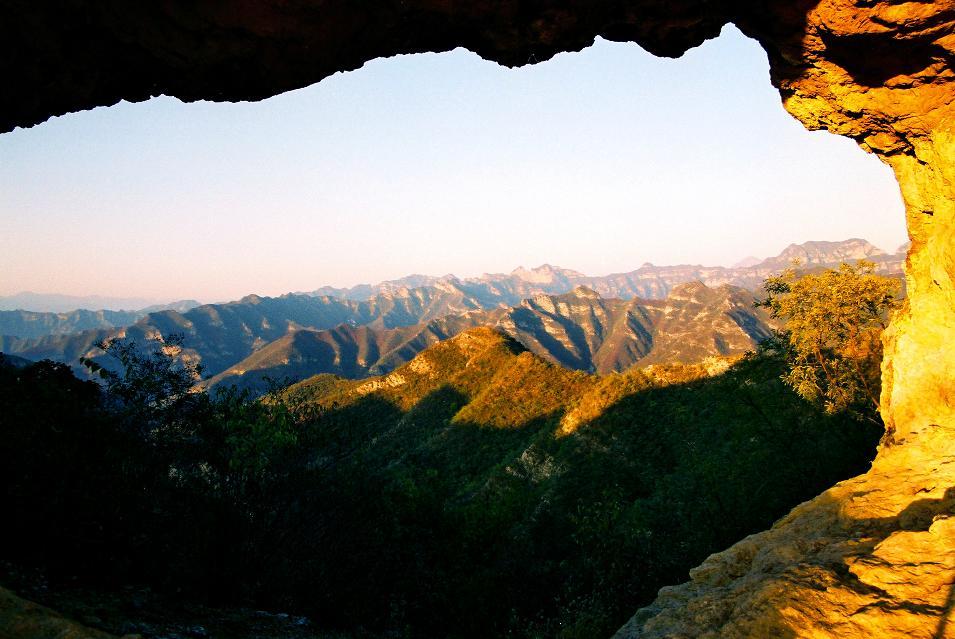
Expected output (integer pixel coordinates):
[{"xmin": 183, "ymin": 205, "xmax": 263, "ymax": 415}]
[{"xmin": 0, "ymin": 26, "xmax": 906, "ymax": 302}]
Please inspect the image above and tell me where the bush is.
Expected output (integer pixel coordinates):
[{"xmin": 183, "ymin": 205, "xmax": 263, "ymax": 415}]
[{"xmin": 757, "ymin": 261, "xmax": 900, "ymax": 422}]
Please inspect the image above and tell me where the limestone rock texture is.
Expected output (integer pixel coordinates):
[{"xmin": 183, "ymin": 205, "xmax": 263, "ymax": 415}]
[
  {"xmin": 1, "ymin": 1, "xmax": 954, "ymax": 637},
  {"xmin": 614, "ymin": 3, "xmax": 955, "ymax": 637}
]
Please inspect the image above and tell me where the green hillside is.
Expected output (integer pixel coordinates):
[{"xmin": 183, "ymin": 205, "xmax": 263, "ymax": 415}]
[
  {"xmin": 271, "ymin": 328, "xmax": 879, "ymax": 636},
  {"xmin": 0, "ymin": 328, "xmax": 880, "ymax": 638}
]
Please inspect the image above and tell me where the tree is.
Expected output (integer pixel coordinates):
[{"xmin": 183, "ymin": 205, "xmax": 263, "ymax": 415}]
[
  {"xmin": 757, "ymin": 260, "xmax": 900, "ymax": 421},
  {"xmin": 82, "ymin": 334, "xmax": 298, "ymax": 488},
  {"xmin": 81, "ymin": 333, "xmax": 206, "ymax": 439}
]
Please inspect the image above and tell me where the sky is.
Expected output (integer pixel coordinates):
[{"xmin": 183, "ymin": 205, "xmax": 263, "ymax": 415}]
[{"xmin": 0, "ymin": 26, "xmax": 906, "ymax": 303}]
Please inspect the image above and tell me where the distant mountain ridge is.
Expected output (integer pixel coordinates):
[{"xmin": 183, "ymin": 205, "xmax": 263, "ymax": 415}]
[
  {"xmin": 303, "ymin": 238, "xmax": 905, "ymax": 302},
  {"xmin": 0, "ymin": 300, "xmax": 202, "ymax": 339},
  {"xmin": 759, "ymin": 238, "xmax": 888, "ymax": 268},
  {"xmin": 0, "ymin": 284, "xmax": 501, "ymax": 377},
  {"xmin": 0, "ymin": 309, "xmax": 144, "ymax": 340},
  {"xmin": 205, "ymin": 282, "xmax": 774, "ymax": 394},
  {"xmin": 0, "ymin": 292, "xmax": 201, "ymax": 314},
  {"xmin": 0, "ymin": 239, "xmax": 901, "ymax": 381}
]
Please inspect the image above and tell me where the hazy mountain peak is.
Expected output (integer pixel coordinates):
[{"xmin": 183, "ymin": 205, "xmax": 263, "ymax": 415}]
[
  {"xmin": 510, "ymin": 264, "xmax": 583, "ymax": 284},
  {"xmin": 732, "ymin": 256, "xmax": 762, "ymax": 268},
  {"xmin": 770, "ymin": 238, "xmax": 886, "ymax": 265},
  {"xmin": 0, "ymin": 292, "xmax": 182, "ymax": 313},
  {"xmin": 137, "ymin": 300, "xmax": 202, "ymax": 314}
]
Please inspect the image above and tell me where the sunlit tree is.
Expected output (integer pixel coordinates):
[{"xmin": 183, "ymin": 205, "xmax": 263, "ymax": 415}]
[{"xmin": 757, "ymin": 260, "xmax": 900, "ymax": 422}]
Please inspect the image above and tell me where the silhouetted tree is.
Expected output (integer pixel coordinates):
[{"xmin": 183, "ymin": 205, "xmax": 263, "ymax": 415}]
[{"xmin": 81, "ymin": 333, "xmax": 204, "ymax": 435}]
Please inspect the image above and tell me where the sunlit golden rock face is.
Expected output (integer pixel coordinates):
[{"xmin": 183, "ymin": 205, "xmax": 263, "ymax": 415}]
[
  {"xmin": 1, "ymin": 1, "xmax": 953, "ymax": 637},
  {"xmin": 615, "ymin": 4, "xmax": 955, "ymax": 636},
  {"xmin": 615, "ymin": 456, "xmax": 955, "ymax": 638}
]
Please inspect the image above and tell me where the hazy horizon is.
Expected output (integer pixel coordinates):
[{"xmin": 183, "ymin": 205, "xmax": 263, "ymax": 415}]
[
  {"xmin": 0, "ymin": 25, "xmax": 907, "ymax": 302},
  {"xmin": 0, "ymin": 234, "xmax": 907, "ymax": 307},
  {"xmin": 0, "ymin": 234, "xmax": 909, "ymax": 310}
]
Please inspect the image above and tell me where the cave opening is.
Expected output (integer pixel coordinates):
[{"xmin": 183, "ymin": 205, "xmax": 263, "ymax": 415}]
[
  {"xmin": 2, "ymin": 3, "xmax": 953, "ymax": 637},
  {"xmin": 0, "ymin": 25, "xmax": 905, "ymax": 304}
]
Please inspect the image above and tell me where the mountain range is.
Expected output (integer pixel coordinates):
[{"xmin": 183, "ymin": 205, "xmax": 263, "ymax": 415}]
[
  {"xmin": 306, "ymin": 238, "xmax": 904, "ymax": 302},
  {"xmin": 0, "ymin": 285, "xmax": 498, "ymax": 378},
  {"xmin": 205, "ymin": 282, "xmax": 774, "ymax": 394},
  {"xmin": 0, "ymin": 300, "xmax": 202, "ymax": 339},
  {"xmin": 0, "ymin": 292, "xmax": 200, "ymax": 314},
  {"xmin": 0, "ymin": 239, "xmax": 904, "ymax": 387}
]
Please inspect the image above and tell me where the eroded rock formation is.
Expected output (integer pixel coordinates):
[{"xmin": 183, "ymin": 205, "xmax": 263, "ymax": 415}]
[{"xmin": 2, "ymin": 1, "xmax": 953, "ymax": 636}]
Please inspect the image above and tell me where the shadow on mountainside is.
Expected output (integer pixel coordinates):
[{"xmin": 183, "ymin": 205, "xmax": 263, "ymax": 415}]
[{"xmin": 1, "ymin": 354, "xmax": 883, "ymax": 638}]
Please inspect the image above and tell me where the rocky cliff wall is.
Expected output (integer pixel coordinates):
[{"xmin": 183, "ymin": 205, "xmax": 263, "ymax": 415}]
[
  {"xmin": 616, "ymin": 3, "xmax": 955, "ymax": 636},
  {"xmin": 1, "ymin": 1, "xmax": 953, "ymax": 636}
]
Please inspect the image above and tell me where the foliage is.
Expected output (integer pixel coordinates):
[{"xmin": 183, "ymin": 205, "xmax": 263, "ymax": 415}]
[
  {"xmin": 0, "ymin": 331, "xmax": 882, "ymax": 638},
  {"xmin": 212, "ymin": 385, "xmax": 299, "ymax": 484},
  {"xmin": 80, "ymin": 333, "xmax": 204, "ymax": 435},
  {"xmin": 757, "ymin": 261, "xmax": 900, "ymax": 421}
]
